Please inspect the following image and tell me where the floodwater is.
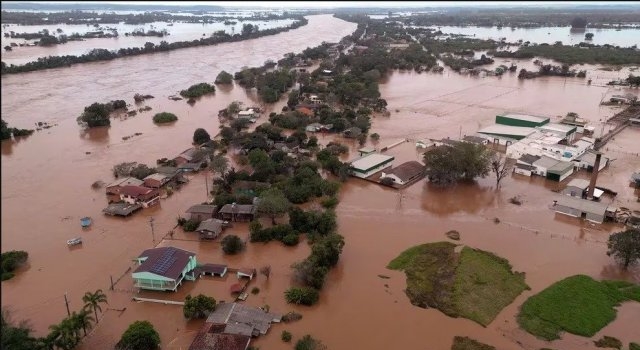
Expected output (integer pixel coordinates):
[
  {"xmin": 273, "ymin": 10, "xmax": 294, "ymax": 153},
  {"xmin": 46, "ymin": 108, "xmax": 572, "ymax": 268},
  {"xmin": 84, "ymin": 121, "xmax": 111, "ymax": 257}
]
[
  {"xmin": 0, "ymin": 19, "xmax": 296, "ymax": 65},
  {"xmin": 2, "ymin": 14, "xmax": 640, "ymax": 350},
  {"xmin": 428, "ymin": 25, "xmax": 640, "ymax": 48}
]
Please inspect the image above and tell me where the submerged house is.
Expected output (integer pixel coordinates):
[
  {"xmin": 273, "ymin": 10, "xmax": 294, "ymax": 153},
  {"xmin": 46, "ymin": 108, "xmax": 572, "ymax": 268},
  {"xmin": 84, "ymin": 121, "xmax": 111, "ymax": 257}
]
[
  {"xmin": 105, "ymin": 177, "xmax": 144, "ymax": 195},
  {"xmin": 185, "ymin": 204, "xmax": 218, "ymax": 221},
  {"xmin": 380, "ymin": 161, "xmax": 426, "ymax": 186},
  {"xmin": 143, "ymin": 173, "xmax": 171, "ymax": 189},
  {"xmin": 196, "ymin": 219, "xmax": 224, "ymax": 240},
  {"xmin": 132, "ymin": 247, "xmax": 197, "ymax": 292},
  {"xmin": 119, "ymin": 185, "xmax": 160, "ymax": 208},
  {"xmin": 218, "ymin": 203, "xmax": 257, "ymax": 222},
  {"xmin": 552, "ymin": 196, "xmax": 611, "ymax": 224}
]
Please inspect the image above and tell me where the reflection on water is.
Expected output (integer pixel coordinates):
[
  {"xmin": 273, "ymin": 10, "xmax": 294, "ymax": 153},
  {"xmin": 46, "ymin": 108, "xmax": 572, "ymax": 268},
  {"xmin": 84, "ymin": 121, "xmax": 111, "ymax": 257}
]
[
  {"xmin": 421, "ymin": 181, "xmax": 497, "ymax": 216},
  {"xmin": 79, "ymin": 126, "xmax": 110, "ymax": 143}
]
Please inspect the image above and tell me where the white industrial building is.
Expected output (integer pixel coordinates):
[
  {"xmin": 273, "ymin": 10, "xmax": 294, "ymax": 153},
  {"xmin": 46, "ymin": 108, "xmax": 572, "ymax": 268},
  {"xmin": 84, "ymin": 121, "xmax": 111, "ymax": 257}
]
[{"xmin": 349, "ymin": 153, "xmax": 395, "ymax": 179}]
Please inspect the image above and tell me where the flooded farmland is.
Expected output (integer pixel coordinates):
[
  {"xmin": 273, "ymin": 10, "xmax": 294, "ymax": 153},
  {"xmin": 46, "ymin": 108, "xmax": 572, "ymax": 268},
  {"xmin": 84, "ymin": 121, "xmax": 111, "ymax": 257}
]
[{"xmin": 2, "ymin": 13, "xmax": 640, "ymax": 350}]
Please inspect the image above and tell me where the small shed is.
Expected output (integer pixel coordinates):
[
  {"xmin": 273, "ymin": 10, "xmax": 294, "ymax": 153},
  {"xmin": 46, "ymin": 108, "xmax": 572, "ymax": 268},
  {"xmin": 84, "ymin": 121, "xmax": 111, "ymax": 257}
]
[
  {"xmin": 358, "ymin": 147, "xmax": 376, "ymax": 156},
  {"xmin": 380, "ymin": 161, "xmax": 426, "ymax": 185},
  {"xmin": 186, "ymin": 204, "xmax": 218, "ymax": 221},
  {"xmin": 513, "ymin": 163, "xmax": 536, "ymax": 177},
  {"xmin": 562, "ymin": 178, "xmax": 590, "ymax": 198},
  {"xmin": 194, "ymin": 263, "xmax": 227, "ymax": 277},
  {"xmin": 218, "ymin": 203, "xmax": 257, "ymax": 222},
  {"xmin": 237, "ymin": 268, "xmax": 256, "ymax": 280}
]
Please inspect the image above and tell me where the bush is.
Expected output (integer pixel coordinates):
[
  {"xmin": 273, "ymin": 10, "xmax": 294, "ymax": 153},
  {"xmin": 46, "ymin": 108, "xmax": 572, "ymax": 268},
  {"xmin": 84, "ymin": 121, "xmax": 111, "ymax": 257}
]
[
  {"xmin": 285, "ymin": 287, "xmax": 320, "ymax": 306},
  {"xmin": 281, "ymin": 330, "xmax": 292, "ymax": 342},
  {"xmin": 295, "ymin": 335, "xmax": 326, "ymax": 350},
  {"xmin": 153, "ymin": 112, "xmax": 178, "ymax": 124},
  {"xmin": 251, "ymin": 287, "xmax": 260, "ymax": 295},
  {"xmin": 221, "ymin": 235, "xmax": 244, "ymax": 255},
  {"xmin": 215, "ymin": 71, "xmax": 233, "ymax": 84},
  {"xmin": 594, "ymin": 336, "xmax": 622, "ymax": 349},
  {"xmin": 282, "ymin": 233, "xmax": 300, "ymax": 246},
  {"xmin": 320, "ymin": 196, "xmax": 339, "ymax": 209},
  {"xmin": 180, "ymin": 82, "xmax": 215, "ymax": 98},
  {"xmin": 1, "ymin": 250, "xmax": 28, "ymax": 281},
  {"xmin": 183, "ymin": 219, "xmax": 200, "ymax": 232}
]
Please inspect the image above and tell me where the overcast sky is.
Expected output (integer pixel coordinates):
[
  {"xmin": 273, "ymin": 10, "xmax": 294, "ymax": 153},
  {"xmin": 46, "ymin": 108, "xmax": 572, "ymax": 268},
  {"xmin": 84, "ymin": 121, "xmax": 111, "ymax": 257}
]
[{"xmin": 17, "ymin": 1, "xmax": 640, "ymax": 8}]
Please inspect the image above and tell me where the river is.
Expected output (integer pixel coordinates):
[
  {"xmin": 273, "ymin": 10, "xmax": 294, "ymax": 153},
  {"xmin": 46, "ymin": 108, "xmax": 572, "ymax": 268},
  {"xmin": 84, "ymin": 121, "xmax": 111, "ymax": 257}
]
[
  {"xmin": 1, "ymin": 19, "xmax": 297, "ymax": 66},
  {"xmin": 2, "ymin": 13, "xmax": 640, "ymax": 350}
]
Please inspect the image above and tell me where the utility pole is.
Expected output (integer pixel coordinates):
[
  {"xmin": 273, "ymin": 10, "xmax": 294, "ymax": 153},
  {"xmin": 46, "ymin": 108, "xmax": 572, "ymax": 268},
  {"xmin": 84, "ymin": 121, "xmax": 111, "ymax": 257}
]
[
  {"xmin": 149, "ymin": 217, "xmax": 155, "ymax": 247},
  {"xmin": 64, "ymin": 293, "xmax": 70, "ymax": 317},
  {"xmin": 204, "ymin": 170, "xmax": 210, "ymax": 202}
]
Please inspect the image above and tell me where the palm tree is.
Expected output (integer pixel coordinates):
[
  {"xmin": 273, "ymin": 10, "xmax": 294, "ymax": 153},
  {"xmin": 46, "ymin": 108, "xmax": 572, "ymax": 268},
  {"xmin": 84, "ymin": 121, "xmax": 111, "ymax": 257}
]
[
  {"xmin": 82, "ymin": 289, "xmax": 108, "ymax": 324},
  {"xmin": 71, "ymin": 309, "xmax": 94, "ymax": 337},
  {"xmin": 48, "ymin": 318, "xmax": 77, "ymax": 350}
]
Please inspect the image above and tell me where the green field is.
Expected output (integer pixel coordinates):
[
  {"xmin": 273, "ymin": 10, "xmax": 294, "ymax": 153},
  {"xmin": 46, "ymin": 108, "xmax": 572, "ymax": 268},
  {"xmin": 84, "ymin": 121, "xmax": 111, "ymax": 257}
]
[
  {"xmin": 517, "ymin": 275, "xmax": 640, "ymax": 340},
  {"xmin": 388, "ymin": 242, "xmax": 529, "ymax": 326}
]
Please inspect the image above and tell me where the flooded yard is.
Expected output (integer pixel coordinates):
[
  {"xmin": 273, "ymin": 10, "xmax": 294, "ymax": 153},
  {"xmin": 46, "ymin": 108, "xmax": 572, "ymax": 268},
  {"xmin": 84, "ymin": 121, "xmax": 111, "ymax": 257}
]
[{"xmin": 1, "ymin": 13, "xmax": 639, "ymax": 350}]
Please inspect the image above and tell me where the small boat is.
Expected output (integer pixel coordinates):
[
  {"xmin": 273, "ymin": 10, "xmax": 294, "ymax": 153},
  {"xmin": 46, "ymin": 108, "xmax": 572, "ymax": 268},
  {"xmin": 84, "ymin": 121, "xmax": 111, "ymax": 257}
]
[
  {"xmin": 80, "ymin": 217, "xmax": 92, "ymax": 227},
  {"xmin": 67, "ymin": 237, "xmax": 82, "ymax": 246}
]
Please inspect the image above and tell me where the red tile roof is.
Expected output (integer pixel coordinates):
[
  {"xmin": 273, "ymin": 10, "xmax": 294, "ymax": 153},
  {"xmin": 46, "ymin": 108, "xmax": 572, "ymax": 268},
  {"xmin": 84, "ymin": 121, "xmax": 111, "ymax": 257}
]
[
  {"xmin": 189, "ymin": 323, "xmax": 251, "ymax": 350},
  {"xmin": 120, "ymin": 185, "xmax": 155, "ymax": 197}
]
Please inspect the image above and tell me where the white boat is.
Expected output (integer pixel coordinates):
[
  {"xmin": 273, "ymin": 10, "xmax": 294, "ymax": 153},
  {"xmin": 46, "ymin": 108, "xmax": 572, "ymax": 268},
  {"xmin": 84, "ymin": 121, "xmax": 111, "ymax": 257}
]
[{"xmin": 67, "ymin": 237, "xmax": 82, "ymax": 246}]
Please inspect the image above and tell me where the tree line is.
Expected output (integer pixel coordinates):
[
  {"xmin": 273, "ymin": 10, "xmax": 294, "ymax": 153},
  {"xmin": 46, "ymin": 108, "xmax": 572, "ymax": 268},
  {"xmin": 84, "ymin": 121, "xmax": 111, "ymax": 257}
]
[{"xmin": 1, "ymin": 17, "xmax": 308, "ymax": 75}]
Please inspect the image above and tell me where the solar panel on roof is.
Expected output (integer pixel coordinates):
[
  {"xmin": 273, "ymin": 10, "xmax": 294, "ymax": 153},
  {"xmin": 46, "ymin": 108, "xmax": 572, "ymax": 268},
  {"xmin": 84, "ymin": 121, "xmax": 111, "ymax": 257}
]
[{"xmin": 149, "ymin": 248, "xmax": 177, "ymax": 275}]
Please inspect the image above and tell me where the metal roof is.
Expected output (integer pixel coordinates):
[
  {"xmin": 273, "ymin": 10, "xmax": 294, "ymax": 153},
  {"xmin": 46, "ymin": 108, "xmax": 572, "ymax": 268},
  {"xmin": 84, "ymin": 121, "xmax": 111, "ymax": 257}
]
[
  {"xmin": 548, "ymin": 161, "xmax": 574, "ymax": 174},
  {"xmin": 349, "ymin": 153, "xmax": 395, "ymax": 172},
  {"xmin": 478, "ymin": 125, "xmax": 537, "ymax": 137},
  {"xmin": 537, "ymin": 123, "xmax": 577, "ymax": 135},
  {"xmin": 533, "ymin": 156, "xmax": 560, "ymax": 169},
  {"xmin": 499, "ymin": 113, "xmax": 550, "ymax": 123},
  {"xmin": 565, "ymin": 178, "xmax": 590, "ymax": 190},
  {"xmin": 554, "ymin": 196, "xmax": 609, "ymax": 215}
]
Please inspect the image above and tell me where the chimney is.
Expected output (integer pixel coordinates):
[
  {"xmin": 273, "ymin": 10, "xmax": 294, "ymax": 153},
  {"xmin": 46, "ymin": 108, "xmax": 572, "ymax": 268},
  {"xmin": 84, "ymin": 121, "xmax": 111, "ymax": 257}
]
[{"xmin": 587, "ymin": 152, "xmax": 602, "ymax": 199}]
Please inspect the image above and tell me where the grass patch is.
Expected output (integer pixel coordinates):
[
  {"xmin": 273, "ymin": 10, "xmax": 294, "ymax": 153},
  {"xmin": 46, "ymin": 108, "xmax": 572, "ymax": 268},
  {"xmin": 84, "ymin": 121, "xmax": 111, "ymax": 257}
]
[
  {"xmin": 389, "ymin": 242, "xmax": 528, "ymax": 326},
  {"xmin": 517, "ymin": 275, "xmax": 640, "ymax": 340},
  {"xmin": 453, "ymin": 247, "xmax": 529, "ymax": 326},
  {"xmin": 451, "ymin": 336, "xmax": 496, "ymax": 350}
]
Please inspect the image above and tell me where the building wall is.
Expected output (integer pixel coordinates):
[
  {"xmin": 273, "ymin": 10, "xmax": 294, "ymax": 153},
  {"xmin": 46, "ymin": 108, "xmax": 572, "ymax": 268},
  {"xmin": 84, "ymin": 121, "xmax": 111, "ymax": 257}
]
[
  {"xmin": 352, "ymin": 162, "xmax": 392, "ymax": 178},
  {"xmin": 585, "ymin": 212, "xmax": 605, "ymax": 224},
  {"xmin": 513, "ymin": 167, "xmax": 533, "ymax": 177},
  {"xmin": 554, "ymin": 205, "xmax": 580, "ymax": 217},
  {"xmin": 144, "ymin": 179, "xmax": 163, "ymax": 188},
  {"xmin": 496, "ymin": 115, "xmax": 548, "ymax": 128}
]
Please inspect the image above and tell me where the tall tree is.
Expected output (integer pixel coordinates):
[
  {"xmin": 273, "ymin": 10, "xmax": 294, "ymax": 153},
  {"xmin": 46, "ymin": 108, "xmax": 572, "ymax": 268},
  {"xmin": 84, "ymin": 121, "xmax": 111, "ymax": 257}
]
[
  {"xmin": 192, "ymin": 128, "xmax": 211, "ymax": 145},
  {"xmin": 258, "ymin": 188, "xmax": 291, "ymax": 225},
  {"xmin": 115, "ymin": 320, "xmax": 160, "ymax": 350},
  {"xmin": 1, "ymin": 309, "xmax": 39, "ymax": 350},
  {"xmin": 490, "ymin": 152, "xmax": 512, "ymax": 189},
  {"xmin": 607, "ymin": 229, "xmax": 640, "ymax": 269},
  {"xmin": 209, "ymin": 154, "xmax": 228, "ymax": 178},
  {"xmin": 82, "ymin": 289, "xmax": 108, "ymax": 324}
]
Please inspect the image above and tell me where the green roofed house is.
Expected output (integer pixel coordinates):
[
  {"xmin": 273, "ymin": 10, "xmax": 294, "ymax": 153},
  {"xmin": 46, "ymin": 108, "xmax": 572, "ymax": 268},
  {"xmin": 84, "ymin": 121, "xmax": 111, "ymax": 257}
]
[
  {"xmin": 349, "ymin": 153, "xmax": 395, "ymax": 179},
  {"xmin": 132, "ymin": 247, "xmax": 197, "ymax": 292},
  {"xmin": 495, "ymin": 113, "xmax": 550, "ymax": 128}
]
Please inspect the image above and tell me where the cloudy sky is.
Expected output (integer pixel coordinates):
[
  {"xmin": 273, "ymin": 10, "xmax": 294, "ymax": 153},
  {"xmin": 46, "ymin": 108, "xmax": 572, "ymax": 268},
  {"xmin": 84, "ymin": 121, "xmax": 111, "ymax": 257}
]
[{"xmin": 19, "ymin": 1, "xmax": 640, "ymax": 8}]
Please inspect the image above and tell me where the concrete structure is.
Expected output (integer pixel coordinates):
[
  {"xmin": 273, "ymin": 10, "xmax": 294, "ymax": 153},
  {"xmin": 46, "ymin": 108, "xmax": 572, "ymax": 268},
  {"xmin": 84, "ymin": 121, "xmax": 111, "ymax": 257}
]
[
  {"xmin": 349, "ymin": 153, "xmax": 395, "ymax": 179},
  {"xmin": 119, "ymin": 185, "xmax": 160, "ymax": 208},
  {"xmin": 506, "ymin": 131, "xmax": 594, "ymax": 162},
  {"xmin": 478, "ymin": 124, "xmax": 537, "ymax": 141},
  {"xmin": 495, "ymin": 113, "xmax": 550, "ymax": 127},
  {"xmin": 574, "ymin": 152, "xmax": 609, "ymax": 172},
  {"xmin": 186, "ymin": 204, "xmax": 218, "ymax": 221},
  {"xmin": 380, "ymin": 161, "xmax": 426, "ymax": 185},
  {"xmin": 552, "ymin": 196, "xmax": 609, "ymax": 224},
  {"xmin": 536, "ymin": 123, "xmax": 577, "ymax": 143},
  {"xmin": 237, "ymin": 268, "xmax": 256, "ymax": 280},
  {"xmin": 132, "ymin": 247, "xmax": 197, "ymax": 292},
  {"xmin": 546, "ymin": 161, "xmax": 574, "ymax": 182},
  {"xmin": 532, "ymin": 156, "xmax": 562, "ymax": 177},
  {"xmin": 562, "ymin": 178, "xmax": 604, "ymax": 199},
  {"xmin": 105, "ymin": 177, "xmax": 144, "ymax": 195},
  {"xmin": 194, "ymin": 264, "xmax": 228, "ymax": 278},
  {"xmin": 513, "ymin": 163, "xmax": 536, "ymax": 176},
  {"xmin": 358, "ymin": 147, "xmax": 376, "ymax": 156}
]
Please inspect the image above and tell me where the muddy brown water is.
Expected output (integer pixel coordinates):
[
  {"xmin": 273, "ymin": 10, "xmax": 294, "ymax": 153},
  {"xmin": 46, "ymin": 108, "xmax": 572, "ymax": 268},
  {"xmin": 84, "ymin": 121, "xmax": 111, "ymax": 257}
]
[{"xmin": 2, "ymin": 14, "xmax": 640, "ymax": 350}]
